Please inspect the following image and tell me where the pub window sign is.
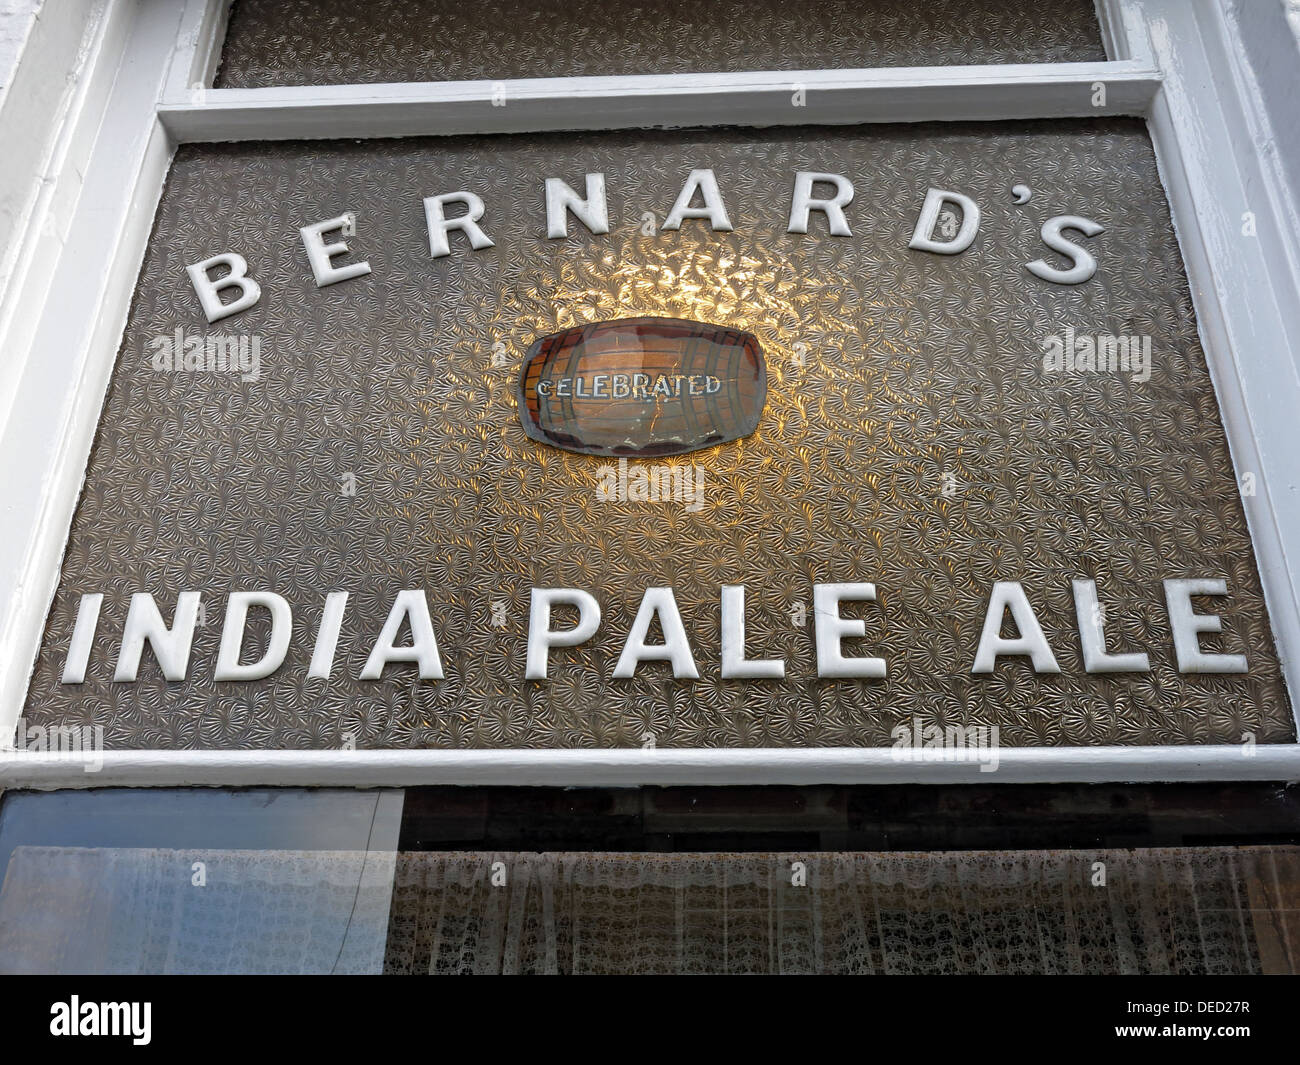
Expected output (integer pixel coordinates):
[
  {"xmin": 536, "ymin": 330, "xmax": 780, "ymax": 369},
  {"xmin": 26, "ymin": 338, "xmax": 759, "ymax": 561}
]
[{"xmin": 25, "ymin": 124, "xmax": 1292, "ymax": 753}]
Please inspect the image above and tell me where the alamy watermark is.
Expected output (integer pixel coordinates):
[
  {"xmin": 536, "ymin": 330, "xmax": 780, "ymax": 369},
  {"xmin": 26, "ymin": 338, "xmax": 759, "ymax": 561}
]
[
  {"xmin": 890, "ymin": 717, "xmax": 1001, "ymax": 772},
  {"xmin": 50, "ymin": 997, "xmax": 150, "ymax": 1045},
  {"xmin": 596, "ymin": 457, "xmax": 706, "ymax": 512},
  {"xmin": 149, "ymin": 326, "xmax": 261, "ymax": 381},
  {"xmin": 1041, "ymin": 325, "xmax": 1151, "ymax": 383},
  {"xmin": 9, "ymin": 715, "xmax": 103, "ymax": 772}
]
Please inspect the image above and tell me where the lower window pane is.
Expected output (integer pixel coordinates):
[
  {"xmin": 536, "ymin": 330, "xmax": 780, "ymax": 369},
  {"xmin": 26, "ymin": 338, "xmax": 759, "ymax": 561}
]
[
  {"xmin": 1, "ymin": 787, "xmax": 1296, "ymax": 974},
  {"xmin": 0, "ymin": 788, "xmax": 403, "ymax": 974}
]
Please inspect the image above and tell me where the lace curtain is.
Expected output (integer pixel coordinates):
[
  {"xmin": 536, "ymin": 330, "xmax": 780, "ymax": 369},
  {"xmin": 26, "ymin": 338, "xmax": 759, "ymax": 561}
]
[{"xmin": 384, "ymin": 847, "xmax": 1298, "ymax": 974}]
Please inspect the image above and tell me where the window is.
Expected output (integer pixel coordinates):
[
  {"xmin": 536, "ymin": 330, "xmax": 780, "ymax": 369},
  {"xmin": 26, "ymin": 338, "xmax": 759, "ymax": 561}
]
[
  {"xmin": 2, "ymin": 785, "xmax": 1296, "ymax": 974},
  {"xmin": 1, "ymin": 1, "xmax": 1298, "ymax": 783}
]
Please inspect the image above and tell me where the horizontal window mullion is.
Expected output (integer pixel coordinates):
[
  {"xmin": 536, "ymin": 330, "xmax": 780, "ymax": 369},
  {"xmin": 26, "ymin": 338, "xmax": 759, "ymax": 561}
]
[
  {"xmin": 159, "ymin": 60, "xmax": 1160, "ymax": 142},
  {"xmin": 3, "ymin": 746, "xmax": 1299, "ymax": 790}
]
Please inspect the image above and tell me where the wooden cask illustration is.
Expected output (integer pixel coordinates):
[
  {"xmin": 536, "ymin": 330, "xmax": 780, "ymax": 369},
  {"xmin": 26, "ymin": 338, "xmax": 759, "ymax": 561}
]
[{"xmin": 517, "ymin": 316, "xmax": 767, "ymax": 457}]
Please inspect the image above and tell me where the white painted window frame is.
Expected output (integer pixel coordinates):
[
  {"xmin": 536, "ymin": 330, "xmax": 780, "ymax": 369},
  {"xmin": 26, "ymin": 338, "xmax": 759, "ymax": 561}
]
[{"xmin": 1, "ymin": 0, "xmax": 1298, "ymax": 788}]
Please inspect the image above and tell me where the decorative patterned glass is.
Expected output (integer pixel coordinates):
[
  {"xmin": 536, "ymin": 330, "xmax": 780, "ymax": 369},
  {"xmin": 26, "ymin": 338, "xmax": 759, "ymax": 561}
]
[{"xmin": 518, "ymin": 317, "xmax": 766, "ymax": 457}]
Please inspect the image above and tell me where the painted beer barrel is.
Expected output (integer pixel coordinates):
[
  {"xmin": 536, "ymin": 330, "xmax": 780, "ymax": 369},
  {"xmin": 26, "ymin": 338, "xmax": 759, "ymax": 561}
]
[{"xmin": 517, "ymin": 316, "xmax": 767, "ymax": 457}]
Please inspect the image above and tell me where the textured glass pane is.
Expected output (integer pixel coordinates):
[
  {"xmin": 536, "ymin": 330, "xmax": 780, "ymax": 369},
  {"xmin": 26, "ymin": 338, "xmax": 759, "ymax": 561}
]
[
  {"xmin": 215, "ymin": 0, "xmax": 1107, "ymax": 88},
  {"xmin": 21, "ymin": 120, "xmax": 1291, "ymax": 749}
]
